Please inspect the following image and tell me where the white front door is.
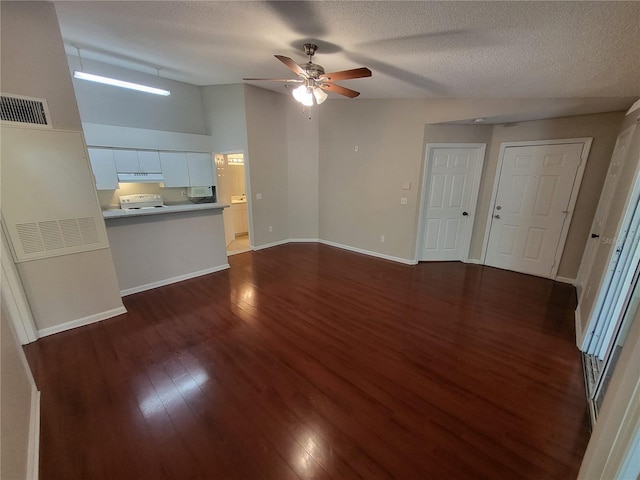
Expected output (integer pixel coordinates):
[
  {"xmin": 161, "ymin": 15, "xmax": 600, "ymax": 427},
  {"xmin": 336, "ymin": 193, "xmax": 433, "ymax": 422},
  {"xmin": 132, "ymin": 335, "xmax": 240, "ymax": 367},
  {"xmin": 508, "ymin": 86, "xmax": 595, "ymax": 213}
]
[
  {"xmin": 485, "ymin": 142, "xmax": 587, "ymax": 277},
  {"xmin": 420, "ymin": 145, "xmax": 485, "ymax": 261}
]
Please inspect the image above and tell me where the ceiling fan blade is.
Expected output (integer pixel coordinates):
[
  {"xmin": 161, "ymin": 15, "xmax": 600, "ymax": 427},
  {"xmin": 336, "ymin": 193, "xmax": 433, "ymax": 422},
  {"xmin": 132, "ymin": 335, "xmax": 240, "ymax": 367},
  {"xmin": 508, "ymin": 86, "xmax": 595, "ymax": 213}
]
[
  {"xmin": 242, "ymin": 77, "xmax": 302, "ymax": 82},
  {"xmin": 274, "ymin": 55, "xmax": 307, "ymax": 77},
  {"xmin": 320, "ymin": 83, "xmax": 360, "ymax": 98},
  {"xmin": 319, "ymin": 67, "xmax": 372, "ymax": 82}
]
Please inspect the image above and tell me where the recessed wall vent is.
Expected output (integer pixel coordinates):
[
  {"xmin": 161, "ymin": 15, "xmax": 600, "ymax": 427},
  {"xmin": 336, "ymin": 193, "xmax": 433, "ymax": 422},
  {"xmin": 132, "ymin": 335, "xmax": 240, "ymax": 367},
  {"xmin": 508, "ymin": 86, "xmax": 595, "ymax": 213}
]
[
  {"xmin": 0, "ymin": 93, "xmax": 52, "ymax": 128},
  {"xmin": 15, "ymin": 217, "xmax": 100, "ymax": 257}
]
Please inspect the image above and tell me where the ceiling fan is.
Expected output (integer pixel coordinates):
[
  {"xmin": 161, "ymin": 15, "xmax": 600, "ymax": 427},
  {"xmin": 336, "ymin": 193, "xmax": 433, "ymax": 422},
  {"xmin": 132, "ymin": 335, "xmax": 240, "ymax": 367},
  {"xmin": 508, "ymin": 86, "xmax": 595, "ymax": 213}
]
[{"xmin": 243, "ymin": 43, "xmax": 372, "ymax": 106}]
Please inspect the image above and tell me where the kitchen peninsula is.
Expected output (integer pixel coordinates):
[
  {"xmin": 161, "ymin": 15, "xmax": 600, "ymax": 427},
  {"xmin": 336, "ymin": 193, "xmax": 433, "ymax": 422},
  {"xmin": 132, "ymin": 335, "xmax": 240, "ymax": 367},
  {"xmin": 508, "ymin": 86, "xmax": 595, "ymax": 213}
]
[
  {"xmin": 103, "ymin": 202, "xmax": 229, "ymax": 295},
  {"xmin": 84, "ymin": 123, "xmax": 232, "ymax": 296}
]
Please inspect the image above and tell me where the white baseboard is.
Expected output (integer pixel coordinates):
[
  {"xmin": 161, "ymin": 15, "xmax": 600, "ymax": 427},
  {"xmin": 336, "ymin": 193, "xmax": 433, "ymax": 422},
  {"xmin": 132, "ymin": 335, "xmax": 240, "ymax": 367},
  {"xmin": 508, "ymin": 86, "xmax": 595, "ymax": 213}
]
[
  {"xmin": 556, "ymin": 276, "xmax": 577, "ymax": 285},
  {"xmin": 252, "ymin": 239, "xmax": 290, "ymax": 251},
  {"xmin": 37, "ymin": 305, "xmax": 128, "ymax": 337},
  {"xmin": 226, "ymin": 248, "xmax": 251, "ymax": 256},
  {"xmin": 288, "ymin": 238, "xmax": 320, "ymax": 243},
  {"xmin": 575, "ymin": 308, "xmax": 583, "ymax": 348},
  {"xmin": 120, "ymin": 264, "xmax": 230, "ymax": 296},
  {"xmin": 27, "ymin": 388, "xmax": 40, "ymax": 480},
  {"xmin": 251, "ymin": 238, "xmax": 417, "ymax": 265},
  {"xmin": 318, "ymin": 239, "xmax": 417, "ymax": 265},
  {"xmin": 463, "ymin": 258, "xmax": 483, "ymax": 265}
]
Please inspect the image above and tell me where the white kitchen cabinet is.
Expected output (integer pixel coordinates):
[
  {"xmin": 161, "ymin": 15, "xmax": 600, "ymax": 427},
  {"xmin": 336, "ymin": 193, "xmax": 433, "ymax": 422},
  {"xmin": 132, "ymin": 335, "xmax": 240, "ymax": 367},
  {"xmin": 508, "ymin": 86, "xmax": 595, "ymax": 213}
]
[
  {"xmin": 114, "ymin": 149, "xmax": 161, "ymax": 173},
  {"xmin": 113, "ymin": 149, "xmax": 138, "ymax": 172},
  {"xmin": 186, "ymin": 152, "xmax": 215, "ymax": 187},
  {"xmin": 159, "ymin": 151, "xmax": 189, "ymax": 187},
  {"xmin": 88, "ymin": 147, "xmax": 119, "ymax": 190},
  {"xmin": 232, "ymin": 202, "xmax": 248, "ymax": 235},
  {"xmin": 137, "ymin": 150, "xmax": 161, "ymax": 173}
]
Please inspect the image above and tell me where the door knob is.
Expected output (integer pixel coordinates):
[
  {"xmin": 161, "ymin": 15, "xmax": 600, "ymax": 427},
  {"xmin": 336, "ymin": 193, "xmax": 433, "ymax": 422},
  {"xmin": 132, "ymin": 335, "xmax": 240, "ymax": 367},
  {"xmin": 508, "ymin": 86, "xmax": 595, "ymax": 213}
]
[
  {"xmin": 494, "ymin": 214, "xmax": 500, "ymax": 219},
  {"xmin": 462, "ymin": 211, "xmax": 469, "ymax": 216},
  {"xmin": 591, "ymin": 233, "xmax": 600, "ymax": 239},
  {"xmin": 496, "ymin": 206, "xmax": 502, "ymax": 210}
]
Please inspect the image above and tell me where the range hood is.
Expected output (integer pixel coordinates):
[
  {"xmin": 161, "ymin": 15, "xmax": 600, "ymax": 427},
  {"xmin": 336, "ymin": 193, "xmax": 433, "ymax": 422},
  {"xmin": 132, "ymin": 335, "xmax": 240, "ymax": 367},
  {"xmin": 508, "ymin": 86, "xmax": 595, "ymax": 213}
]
[{"xmin": 117, "ymin": 172, "xmax": 164, "ymax": 183}]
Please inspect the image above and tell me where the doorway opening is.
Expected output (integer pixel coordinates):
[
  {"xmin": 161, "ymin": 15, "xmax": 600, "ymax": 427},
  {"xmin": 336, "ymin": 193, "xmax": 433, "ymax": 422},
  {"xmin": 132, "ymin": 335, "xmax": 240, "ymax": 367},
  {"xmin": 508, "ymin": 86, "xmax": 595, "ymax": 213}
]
[{"xmin": 215, "ymin": 152, "xmax": 251, "ymax": 255}]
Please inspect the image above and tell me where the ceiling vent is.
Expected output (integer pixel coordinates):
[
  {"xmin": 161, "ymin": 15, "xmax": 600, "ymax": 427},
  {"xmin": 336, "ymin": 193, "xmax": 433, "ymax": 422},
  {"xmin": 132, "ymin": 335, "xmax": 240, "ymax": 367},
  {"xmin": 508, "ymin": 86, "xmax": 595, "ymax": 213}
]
[{"xmin": 0, "ymin": 93, "xmax": 52, "ymax": 128}]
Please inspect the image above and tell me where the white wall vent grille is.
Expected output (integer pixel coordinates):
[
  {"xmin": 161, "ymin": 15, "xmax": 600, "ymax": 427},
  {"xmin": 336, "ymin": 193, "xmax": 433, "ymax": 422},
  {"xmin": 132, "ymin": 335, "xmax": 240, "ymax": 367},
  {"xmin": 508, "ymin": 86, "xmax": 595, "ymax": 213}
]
[
  {"xmin": 0, "ymin": 93, "xmax": 51, "ymax": 128},
  {"xmin": 14, "ymin": 218, "xmax": 100, "ymax": 257}
]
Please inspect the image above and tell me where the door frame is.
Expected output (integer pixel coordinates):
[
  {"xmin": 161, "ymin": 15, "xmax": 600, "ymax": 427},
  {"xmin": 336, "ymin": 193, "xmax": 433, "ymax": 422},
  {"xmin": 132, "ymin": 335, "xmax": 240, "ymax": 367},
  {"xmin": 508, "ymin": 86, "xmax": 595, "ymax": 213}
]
[
  {"xmin": 576, "ymin": 124, "xmax": 637, "ymax": 298},
  {"xmin": 580, "ymin": 160, "xmax": 640, "ymax": 353},
  {"xmin": 216, "ymin": 149, "xmax": 253, "ymax": 250},
  {"xmin": 480, "ymin": 138, "xmax": 592, "ymax": 279},
  {"xmin": 1, "ymin": 221, "xmax": 38, "ymax": 344},
  {"xmin": 415, "ymin": 143, "xmax": 486, "ymax": 263}
]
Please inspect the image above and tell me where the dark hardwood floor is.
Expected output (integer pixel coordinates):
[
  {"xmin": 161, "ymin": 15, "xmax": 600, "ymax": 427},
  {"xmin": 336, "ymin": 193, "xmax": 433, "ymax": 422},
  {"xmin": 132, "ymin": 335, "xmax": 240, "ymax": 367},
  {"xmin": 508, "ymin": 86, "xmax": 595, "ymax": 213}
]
[{"xmin": 24, "ymin": 244, "xmax": 591, "ymax": 479}]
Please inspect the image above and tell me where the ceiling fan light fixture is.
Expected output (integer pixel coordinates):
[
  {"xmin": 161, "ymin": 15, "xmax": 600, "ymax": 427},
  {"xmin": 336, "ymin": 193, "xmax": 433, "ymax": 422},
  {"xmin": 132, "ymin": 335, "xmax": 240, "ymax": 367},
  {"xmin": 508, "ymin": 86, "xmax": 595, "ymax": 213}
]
[
  {"xmin": 313, "ymin": 87, "xmax": 328, "ymax": 105},
  {"xmin": 293, "ymin": 84, "xmax": 313, "ymax": 106}
]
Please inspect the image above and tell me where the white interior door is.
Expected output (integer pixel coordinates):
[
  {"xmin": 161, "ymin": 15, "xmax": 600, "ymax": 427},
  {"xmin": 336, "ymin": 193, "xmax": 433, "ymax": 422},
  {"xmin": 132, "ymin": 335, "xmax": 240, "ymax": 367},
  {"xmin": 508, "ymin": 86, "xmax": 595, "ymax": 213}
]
[
  {"xmin": 484, "ymin": 142, "xmax": 587, "ymax": 278},
  {"xmin": 420, "ymin": 145, "xmax": 485, "ymax": 261}
]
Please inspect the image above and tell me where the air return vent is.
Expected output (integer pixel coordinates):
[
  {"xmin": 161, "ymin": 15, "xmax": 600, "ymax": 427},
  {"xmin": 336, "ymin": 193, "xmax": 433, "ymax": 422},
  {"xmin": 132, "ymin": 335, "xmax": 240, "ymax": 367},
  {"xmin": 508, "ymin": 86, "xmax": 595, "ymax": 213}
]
[
  {"xmin": 15, "ymin": 217, "xmax": 100, "ymax": 256},
  {"xmin": 0, "ymin": 93, "xmax": 51, "ymax": 128}
]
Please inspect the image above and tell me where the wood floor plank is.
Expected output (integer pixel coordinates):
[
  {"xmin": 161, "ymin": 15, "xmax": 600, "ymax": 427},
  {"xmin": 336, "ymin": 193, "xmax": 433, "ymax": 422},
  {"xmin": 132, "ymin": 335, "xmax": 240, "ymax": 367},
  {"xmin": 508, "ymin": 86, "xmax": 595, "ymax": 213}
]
[{"xmin": 24, "ymin": 244, "xmax": 590, "ymax": 479}]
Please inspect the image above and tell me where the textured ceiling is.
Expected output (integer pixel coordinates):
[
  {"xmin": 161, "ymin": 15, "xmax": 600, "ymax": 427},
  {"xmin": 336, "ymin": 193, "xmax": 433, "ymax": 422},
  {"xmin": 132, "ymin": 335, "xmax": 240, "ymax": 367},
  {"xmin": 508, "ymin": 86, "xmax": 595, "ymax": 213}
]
[{"xmin": 54, "ymin": 1, "xmax": 639, "ymax": 104}]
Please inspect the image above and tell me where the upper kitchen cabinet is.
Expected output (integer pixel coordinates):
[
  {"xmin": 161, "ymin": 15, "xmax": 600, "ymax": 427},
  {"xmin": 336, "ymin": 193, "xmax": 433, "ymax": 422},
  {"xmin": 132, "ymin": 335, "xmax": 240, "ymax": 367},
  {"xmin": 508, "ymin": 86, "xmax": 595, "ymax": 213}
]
[
  {"xmin": 137, "ymin": 150, "xmax": 162, "ymax": 173},
  {"xmin": 159, "ymin": 151, "xmax": 189, "ymax": 187},
  {"xmin": 187, "ymin": 152, "xmax": 216, "ymax": 187},
  {"xmin": 114, "ymin": 149, "xmax": 161, "ymax": 173},
  {"xmin": 88, "ymin": 147, "xmax": 119, "ymax": 190}
]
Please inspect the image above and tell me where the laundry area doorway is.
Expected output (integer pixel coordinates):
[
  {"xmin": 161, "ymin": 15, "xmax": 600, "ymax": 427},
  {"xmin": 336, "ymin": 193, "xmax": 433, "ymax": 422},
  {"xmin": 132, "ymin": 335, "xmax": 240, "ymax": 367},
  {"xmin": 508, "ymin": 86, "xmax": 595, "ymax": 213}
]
[{"xmin": 215, "ymin": 152, "xmax": 251, "ymax": 255}]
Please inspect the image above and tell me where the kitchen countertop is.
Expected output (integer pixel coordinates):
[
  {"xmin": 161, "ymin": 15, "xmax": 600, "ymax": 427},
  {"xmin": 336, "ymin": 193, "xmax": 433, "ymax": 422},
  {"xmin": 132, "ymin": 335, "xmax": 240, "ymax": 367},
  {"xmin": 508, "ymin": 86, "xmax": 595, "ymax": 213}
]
[{"xmin": 102, "ymin": 202, "xmax": 229, "ymax": 219}]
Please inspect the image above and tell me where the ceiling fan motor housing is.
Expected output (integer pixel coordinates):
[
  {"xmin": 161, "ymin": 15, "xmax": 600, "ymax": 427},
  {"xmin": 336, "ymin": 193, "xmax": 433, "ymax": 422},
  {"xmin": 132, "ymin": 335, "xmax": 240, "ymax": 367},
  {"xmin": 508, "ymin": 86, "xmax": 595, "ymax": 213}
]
[
  {"xmin": 303, "ymin": 43, "xmax": 318, "ymax": 56},
  {"xmin": 302, "ymin": 62, "xmax": 325, "ymax": 78}
]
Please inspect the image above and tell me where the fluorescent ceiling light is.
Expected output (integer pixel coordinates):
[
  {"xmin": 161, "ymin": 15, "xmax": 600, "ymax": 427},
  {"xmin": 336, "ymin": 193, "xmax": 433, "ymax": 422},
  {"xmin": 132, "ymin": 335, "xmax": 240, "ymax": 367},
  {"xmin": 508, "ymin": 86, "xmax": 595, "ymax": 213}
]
[{"xmin": 73, "ymin": 71, "xmax": 170, "ymax": 96}]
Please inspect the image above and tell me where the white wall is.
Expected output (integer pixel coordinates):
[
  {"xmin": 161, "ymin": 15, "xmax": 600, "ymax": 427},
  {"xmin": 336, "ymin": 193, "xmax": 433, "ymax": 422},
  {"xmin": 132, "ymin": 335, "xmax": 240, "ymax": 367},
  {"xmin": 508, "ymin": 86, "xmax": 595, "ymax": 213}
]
[
  {"xmin": 201, "ymin": 84, "xmax": 248, "ymax": 153},
  {"xmin": 578, "ymin": 304, "xmax": 640, "ymax": 478},
  {"xmin": 105, "ymin": 210, "xmax": 228, "ymax": 294},
  {"xmin": 320, "ymin": 99, "xmax": 427, "ymax": 259},
  {"xmin": 578, "ymin": 178, "xmax": 640, "ymax": 477},
  {"xmin": 0, "ymin": 2, "xmax": 81, "ymax": 131},
  {"xmin": 67, "ymin": 55, "xmax": 207, "ymax": 134},
  {"xmin": 0, "ymin": 1, "xmax": 124, "ymax": 334},
  {"xmin": 480, "ymin": 112, "xmax": 624, "ymax": 278},
  {"xmin": 0, "ymin": 307, "xmax": 38, "ymax": 480},
  {"xmin": 244, "ymin": 85, "xmax": 290, "ymax": 246},
  {"xmin": 287, "ymin": 101, "xmax": 319, "ymax": 240},
  {"xmin": 319, "ymin": 98, "xmax": 624, "ymax": 274},
  {"xmin": 576, "ymin": 113, "xmax": 640, "ymax": 344},
  {"xmin": 200, "ymin": 84, "xmax": 249, "ymax": 245}
]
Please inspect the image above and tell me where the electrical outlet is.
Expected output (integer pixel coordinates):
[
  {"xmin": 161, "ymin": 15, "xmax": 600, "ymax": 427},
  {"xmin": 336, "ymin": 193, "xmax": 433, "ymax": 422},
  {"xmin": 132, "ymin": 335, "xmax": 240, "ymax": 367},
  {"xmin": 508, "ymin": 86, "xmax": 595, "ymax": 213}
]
[
  {"xmin": 400, "ymin": 197, "xmax": 408, "ymax": 205},
  {"xmin": 354, "ymin": 145, "xmax": 359, "ymax": 152},
  {"xmin": 269, "ymin": 225, "xmax": 273, "ymax": 233},
  {"xmin": 380, "ymin": 235, "xmax": 385, "ymax": 242},
  {"xmin": 256, "ymin": 193, "xmax": 262, "ymax": 200}
]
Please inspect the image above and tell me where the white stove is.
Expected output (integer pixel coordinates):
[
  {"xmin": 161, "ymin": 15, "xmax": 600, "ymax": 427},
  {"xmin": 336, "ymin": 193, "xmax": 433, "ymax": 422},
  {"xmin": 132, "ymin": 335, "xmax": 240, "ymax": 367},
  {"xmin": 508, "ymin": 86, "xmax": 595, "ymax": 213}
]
[{"xmin": 119, "ymin": 194, "xmax": 165, "ymax": 210}]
